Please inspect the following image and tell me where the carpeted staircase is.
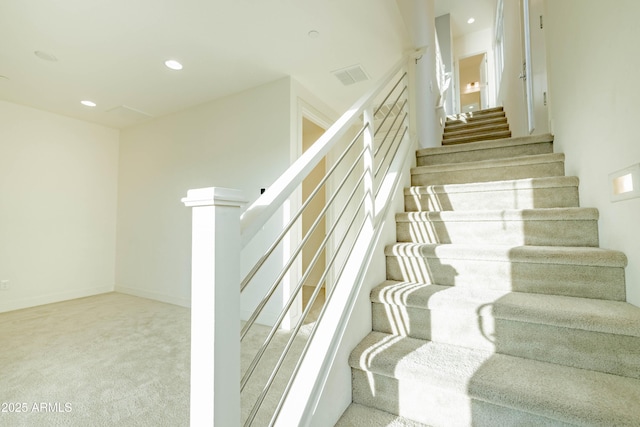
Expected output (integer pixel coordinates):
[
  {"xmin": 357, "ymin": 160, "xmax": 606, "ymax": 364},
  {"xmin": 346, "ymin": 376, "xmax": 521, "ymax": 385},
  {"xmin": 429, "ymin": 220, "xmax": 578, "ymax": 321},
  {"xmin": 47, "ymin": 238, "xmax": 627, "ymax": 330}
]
[{"xmin": 336, "ymin": 107, "xmax": 640, "ymax": 426}]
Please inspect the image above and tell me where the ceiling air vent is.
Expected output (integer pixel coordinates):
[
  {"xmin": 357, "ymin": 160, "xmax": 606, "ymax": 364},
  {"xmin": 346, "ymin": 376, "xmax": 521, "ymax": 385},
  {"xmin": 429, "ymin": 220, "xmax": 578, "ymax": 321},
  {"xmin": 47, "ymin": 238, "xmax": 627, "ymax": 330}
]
[{"xmin": 332, "ymin": 64, "xmax": 369, "ymax": 86}]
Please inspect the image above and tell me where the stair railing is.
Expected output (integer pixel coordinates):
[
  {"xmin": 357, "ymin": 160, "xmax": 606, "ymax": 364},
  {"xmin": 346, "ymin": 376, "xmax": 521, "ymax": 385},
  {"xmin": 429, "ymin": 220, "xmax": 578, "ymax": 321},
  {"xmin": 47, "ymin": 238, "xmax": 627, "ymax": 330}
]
[{"xmin": 183, "ymin": 55, "xmax": 414, "ymax": 427}]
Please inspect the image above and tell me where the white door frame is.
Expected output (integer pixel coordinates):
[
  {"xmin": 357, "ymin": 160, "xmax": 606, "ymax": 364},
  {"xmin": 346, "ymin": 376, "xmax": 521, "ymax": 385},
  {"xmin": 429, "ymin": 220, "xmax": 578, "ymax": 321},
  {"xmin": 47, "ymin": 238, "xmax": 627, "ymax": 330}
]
[{"xmin": 522, "ymin": 0, "xmax": 536, "ymax": 134}]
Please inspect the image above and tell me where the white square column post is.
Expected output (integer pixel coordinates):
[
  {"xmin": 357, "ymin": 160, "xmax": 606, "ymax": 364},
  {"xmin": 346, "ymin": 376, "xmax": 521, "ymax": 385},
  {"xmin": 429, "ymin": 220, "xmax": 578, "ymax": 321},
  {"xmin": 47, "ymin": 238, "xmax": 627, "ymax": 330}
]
[{"xmin": 182, "ymin": 187, "xmax": 247, "ymax": 427}]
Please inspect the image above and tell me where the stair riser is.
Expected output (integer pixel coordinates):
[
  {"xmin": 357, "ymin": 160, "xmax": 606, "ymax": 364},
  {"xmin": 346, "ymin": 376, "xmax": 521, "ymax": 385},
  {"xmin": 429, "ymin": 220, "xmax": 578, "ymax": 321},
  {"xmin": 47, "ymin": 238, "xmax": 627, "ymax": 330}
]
[
  {"xmin": 396, "ymin": 219, "xmax": 599, "ymax": 246},
  {"xmin": 353, "ymin": 368, "xmax": 577, "ymax": 427},
  {"xmin": 417, "ymin": 142, "xmax": 553, "ymax": 166},
  {"xmin": 495, "ymin": 319, "xmax": 640, "ymax": 380},
  {"xmin": 447, "ymin": 111, "xmax": 505, "ymax": 124},
  {"xmin": 405, "ymin": 186, "xmax": 579, "ymax": 212},
  {"xmin": 445, "ymin": 117, "xmax": 508, "ymax": 132},
  {"xmin": 371, "ymin": 303, "xmax": 640, "ymax": 379},
  {"xmin": 443, "ymin": 131, "xmax": 512, "ymax": 146},
  {"xmin": 443, "ymin": 124, "xmax": 510, "ymax": 140},
  {"xmin": 412, "ymin": 162, "xmax": 565, "ymax": 186},
  {"xmin": 351, "ymin": 369, "xmax": 473, "ymax": 426},
  {"xmin": 385, "ymin": 257, "xmax": 626, "ymax": 300},
  {"xmin": 471, "ymin": 400, "xmax": 574, "ymax": 427},
  {"xmin": 371, "ymin": 303, "xmax": 496, "ymax": 350}
]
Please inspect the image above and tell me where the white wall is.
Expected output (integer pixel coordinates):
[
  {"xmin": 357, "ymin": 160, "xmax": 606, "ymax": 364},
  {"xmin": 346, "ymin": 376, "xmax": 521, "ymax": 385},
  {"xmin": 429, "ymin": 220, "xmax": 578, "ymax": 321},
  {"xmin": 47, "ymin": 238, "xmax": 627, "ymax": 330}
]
[
  {"xmin": 116, "ymin": 78, "xmax": 293, "ymax": 307},
  {"xmin": 397, "ymin": 0, "xmax": 444, "ymax": 148},
  {"xmin": 544, "ymin": 0, "xmax": 640, "ymax": 306},
  {"xmin": 0, "ymin": 101, "xmax": 119, "ymax": 312}
]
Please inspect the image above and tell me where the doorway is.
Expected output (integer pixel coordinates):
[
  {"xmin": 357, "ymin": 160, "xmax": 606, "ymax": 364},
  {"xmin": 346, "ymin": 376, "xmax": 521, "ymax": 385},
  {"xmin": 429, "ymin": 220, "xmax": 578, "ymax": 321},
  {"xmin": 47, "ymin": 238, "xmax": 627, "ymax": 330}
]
[
  {"xmin": 301, "ymin": 117, "xmax": 326, "ymax": 321},
  {"xmin": 458, "ymin": 53, "xmax": 489, "ymax": 114}
]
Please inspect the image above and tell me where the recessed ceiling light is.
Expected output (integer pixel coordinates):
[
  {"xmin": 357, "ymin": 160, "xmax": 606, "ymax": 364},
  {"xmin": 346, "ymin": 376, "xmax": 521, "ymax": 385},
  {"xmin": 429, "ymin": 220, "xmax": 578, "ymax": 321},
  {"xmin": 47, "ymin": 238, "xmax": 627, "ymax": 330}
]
[
  {"xmin": 308, "ymin": 30, "xmax": 320, "ymax": 38},
  {"xmin": 34, "ymin": 51, "xmax": 58, "ymax": 62},
  {"xmin": 81, "ymin": 100, "xmax": 97, "ymax": 107},
  {"xmin": 165, "ymin": 59, "xmax": 183, "ymax": 70},
  {"xmin": 467, "ymin": 17, "xmax": 475, "ymax": 24}
]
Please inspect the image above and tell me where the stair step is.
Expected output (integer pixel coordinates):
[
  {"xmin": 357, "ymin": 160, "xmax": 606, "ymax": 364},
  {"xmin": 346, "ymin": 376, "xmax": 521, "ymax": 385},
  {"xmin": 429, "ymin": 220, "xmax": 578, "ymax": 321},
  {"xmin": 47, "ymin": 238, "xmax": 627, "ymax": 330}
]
[
  {"xmin": 470, "ymin": 353, "xmax": 640, "ymax": 426},
  {"xmin": 371, "ymin": 281, "xmax": 507, "ymax": 349},
  {"xmin": 350, "ymin": 331, "xmax": 640, "ymax": 426},
  {"xmin": 443, "ymin": 122, "xmax": 510, "ymax": 139},
  {"xmin": 443, "ymin": 130, "xmax": 513, "ymax": 145},
  {"xmin": 336, "ymin": 403, "xmax": 429, "ymax": 427},
  {"xmin": 404, "ymin": 176, "xmax": 580, "ymax": 212},
  {"xmin": 385, "ymin": 243, "xmax": 627, "ymax": 300},
  {"xmin": 416, "ymin": 133, "xmax": 554, "ymax": 167},
  {"xmin": 447, "ymin": 109, "xmax": 506, "ymax": 124},
  {"xmin": 444, "ymin": 115, "xmax": 508, "ymax": 132},
  {"xmin": 395, "ymin": 207, "xmax": 599, "ymax": 246},
  {"xmin": 371, "ymin": 281, "xmax": 640, "ymax": 378},
  {"xmin": 411, "ymin": 153, "xmax": 565, "ymax": 186},
  {"xmin": 350, "ymin": 331, "xmax": 491, "ymax": 426}
]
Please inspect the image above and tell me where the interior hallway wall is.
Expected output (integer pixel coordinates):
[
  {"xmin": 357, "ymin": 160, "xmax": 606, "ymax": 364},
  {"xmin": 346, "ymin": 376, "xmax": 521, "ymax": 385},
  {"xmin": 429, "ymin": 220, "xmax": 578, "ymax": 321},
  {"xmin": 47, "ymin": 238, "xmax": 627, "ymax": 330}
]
[
  {"xmin": 544, "ymin": 0, "xmax": 640, "ymax": 306},
  {"xmin": 116, "ymin": 78, "xmax": 293, "ymax": 307},
  {"xmin": 0, "ymin": 100, "xmax": 119, "ymax": 312}
]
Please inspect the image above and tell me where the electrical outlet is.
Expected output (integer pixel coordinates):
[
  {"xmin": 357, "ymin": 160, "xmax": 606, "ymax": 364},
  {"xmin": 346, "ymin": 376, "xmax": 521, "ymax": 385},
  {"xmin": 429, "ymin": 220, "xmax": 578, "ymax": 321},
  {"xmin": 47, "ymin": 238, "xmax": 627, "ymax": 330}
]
[{"xmin": 0, "ymin": 280, "xmax": 9, "ymax": 291}]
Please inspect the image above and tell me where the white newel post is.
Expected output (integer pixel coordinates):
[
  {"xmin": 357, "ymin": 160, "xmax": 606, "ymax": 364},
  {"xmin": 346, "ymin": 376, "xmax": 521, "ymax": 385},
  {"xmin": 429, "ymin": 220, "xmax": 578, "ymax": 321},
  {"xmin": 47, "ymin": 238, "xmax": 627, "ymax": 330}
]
[{"xmin": 182, "ymin": 187, "xmax": 246, "ymax": 427}]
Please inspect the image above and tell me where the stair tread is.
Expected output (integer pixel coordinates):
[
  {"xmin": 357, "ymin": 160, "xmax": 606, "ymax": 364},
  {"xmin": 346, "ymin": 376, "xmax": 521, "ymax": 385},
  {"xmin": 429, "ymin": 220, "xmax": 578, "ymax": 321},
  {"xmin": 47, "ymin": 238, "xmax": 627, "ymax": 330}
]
[
  {"xmin": 405, "ymin": 176, "xmax": 579, "ymax": 196},
  {"xmin": 443, "ymin": 130, "xmax": 512, "ymax": 145},
  {"xmin": 385, "ymin": 243, "xmax": 628, "ymax": 267},
  {"xmin": 349, "ymin": 331, "xmax": 491, "ymax": 393},
  {"xmin": 444, "ymin": 116, "xmax": 508, "ymax": 131},
  {"xmin": 372, "ymin": 281, "xmax": 640, "ymax": 337},
  {"xmin": 417, "ymin": 133, "xmax": 554, "ymax": 158},
  {"xmin": 411, "ymin": 153, "xmax": 564, "ymax": 175},
  {"xmin": 470, "ymin": 353, "xmax": 640, "ymax": 426},
  {"xmin": 395, "ymin": 207, "xmax": 598, "ymax": 223},
  {"xmin": 447, "ymin": 110, "xmax": 505, "ymax": 123},
  {"xmin": 351, "ymin": 332, "xmax": 640, "ymax": 426},
  {"xmin": 336, "ymin": 403, "xmax": 430, "ymax": 427}
]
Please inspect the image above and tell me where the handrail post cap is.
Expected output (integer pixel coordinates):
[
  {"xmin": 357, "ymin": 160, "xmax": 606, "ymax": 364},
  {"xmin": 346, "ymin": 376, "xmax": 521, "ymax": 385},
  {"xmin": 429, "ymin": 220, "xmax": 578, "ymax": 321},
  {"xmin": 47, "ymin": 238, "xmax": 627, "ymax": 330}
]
[{"xmin": 182, "ymin": 187, "xmax": 247, "ymax": 207}]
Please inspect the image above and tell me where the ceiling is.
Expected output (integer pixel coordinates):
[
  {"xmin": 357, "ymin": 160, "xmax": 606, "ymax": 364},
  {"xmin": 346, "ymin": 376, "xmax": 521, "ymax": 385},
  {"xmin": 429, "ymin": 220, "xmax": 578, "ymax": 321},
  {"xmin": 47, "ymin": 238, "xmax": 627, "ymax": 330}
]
[
  {"xmin": 0, "ymin": 1, "xmax": 496, "ymax": 130},
  {"xmin": 435, "ymin": 0, "xmax": 497, "ymax": 38},
  {"xmin": 0, "ymin": 0, "xmax": 409, "ymax": 129}
]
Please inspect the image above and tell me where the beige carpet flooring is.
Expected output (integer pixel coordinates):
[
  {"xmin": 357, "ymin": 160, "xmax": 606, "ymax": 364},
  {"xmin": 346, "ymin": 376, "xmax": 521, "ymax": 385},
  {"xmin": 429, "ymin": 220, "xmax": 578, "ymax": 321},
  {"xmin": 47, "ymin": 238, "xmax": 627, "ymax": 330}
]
[
  {"xmin": 0, "ymin": 293, "xmax": 190, "ymax": 427},
  {"xmin": 0, "ymin": 290, "xmax": 324, "ymax": 427}
]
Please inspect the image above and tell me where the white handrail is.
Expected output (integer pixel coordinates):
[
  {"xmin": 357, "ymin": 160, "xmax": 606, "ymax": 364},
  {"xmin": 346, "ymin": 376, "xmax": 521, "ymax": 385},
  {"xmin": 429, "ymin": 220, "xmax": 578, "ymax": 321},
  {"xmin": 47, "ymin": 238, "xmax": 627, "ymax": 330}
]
[
  {"xmin": 184, "ymin": 54, "xmax": 414, "ymax": 427},
  {"xmin": 240, "ymin": 56, "xmax": 409, "ymax": 247}
]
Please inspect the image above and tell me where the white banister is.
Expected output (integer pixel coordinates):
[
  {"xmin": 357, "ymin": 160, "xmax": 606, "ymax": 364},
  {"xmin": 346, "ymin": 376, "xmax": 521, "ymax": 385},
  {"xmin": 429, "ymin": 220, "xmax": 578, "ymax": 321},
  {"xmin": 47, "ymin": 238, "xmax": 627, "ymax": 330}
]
[
  {"xmin": 184, "ymin": 54, "xmax": 414, "ymax": 427},
  {"xmin": 182, "ymin": 187, "xmax": 247, "ymax": 427}
]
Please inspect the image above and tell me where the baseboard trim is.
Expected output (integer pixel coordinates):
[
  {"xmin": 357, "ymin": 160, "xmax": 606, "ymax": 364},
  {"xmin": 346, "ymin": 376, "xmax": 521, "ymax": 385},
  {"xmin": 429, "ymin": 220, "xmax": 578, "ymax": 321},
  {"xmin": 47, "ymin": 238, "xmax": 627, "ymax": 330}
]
[
  {"xmin": 0, "ymin": 286, "xmax": 114, "ymax": 314},
  {"xmin": 115, "ymin": 285, "xmax": 190, "ymax": 308}
]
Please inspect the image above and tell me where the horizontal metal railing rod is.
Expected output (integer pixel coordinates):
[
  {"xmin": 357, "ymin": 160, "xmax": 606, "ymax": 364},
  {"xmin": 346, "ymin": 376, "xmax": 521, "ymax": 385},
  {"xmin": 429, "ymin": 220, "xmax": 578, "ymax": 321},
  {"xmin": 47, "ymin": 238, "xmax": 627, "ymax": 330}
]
[
  {"xmin": 240, "ymin": 144, "xmax": 368, "ymax": 340},
  {"xmin": 267, "ymin": 196, "xmax": 370, "ymax": 426},
  {"xmin": 250, "ymin": 194, "xmax": 369, "ymax": 427},
  {"xmin": 240, "ymin": 171, "xmax": 366, "ymax": 390},
  {"xmin": 240, "ymin": 59, "xmax": 408, "ymax": 246},
  {"xmin": 373, "ymin": 98, "xmax": 408, "ymax": 159},
  {"xmin": 240, "ymin": 125, "xmax": 368, "ymax": 293},
  {"xmin": 375, "ymin": 127, "xmax": 409, "ymax": 198},
  {"xmin": 373, "ymin": 85, "xmax": 408, "ymax": 138},
  {"xmin": 373, "ymin": 72, "xmax": 408, "ymax": 119},
  {"xmin": 375, "ymin": 114, "xmax": 408, "ymax": 178}
]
